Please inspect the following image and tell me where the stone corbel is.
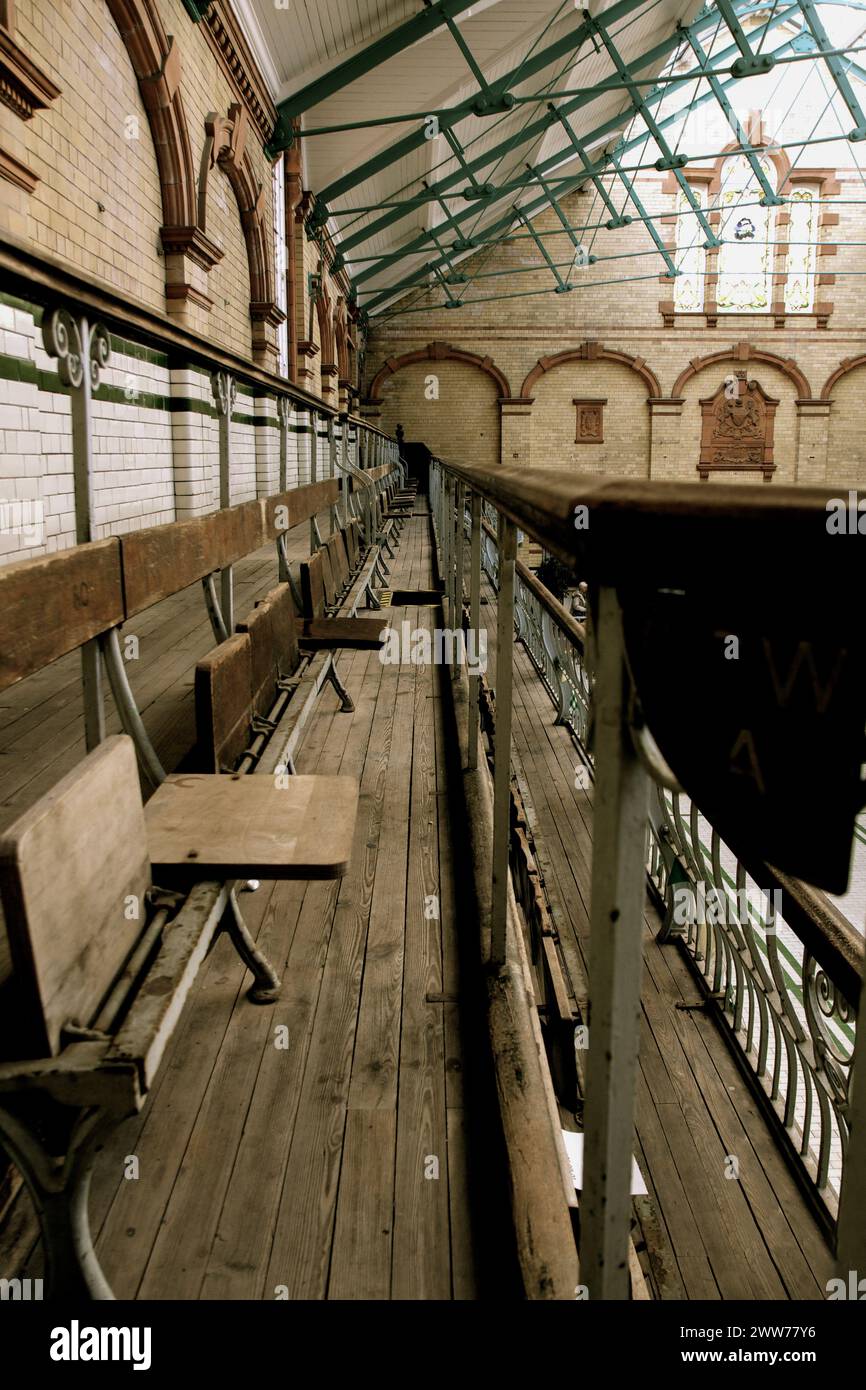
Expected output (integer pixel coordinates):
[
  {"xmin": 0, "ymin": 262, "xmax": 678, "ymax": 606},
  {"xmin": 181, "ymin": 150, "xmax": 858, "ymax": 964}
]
[
  {"xmin": 296, "ymin": 338, "xmax": 320, "ymax": 385},
  {"xmin": 0, "ymin": 1, "xmax": 60, "ymax": 209},
  {"xmin": 0, "ymin": 6, "xmax": 60, "ymax": 122}
]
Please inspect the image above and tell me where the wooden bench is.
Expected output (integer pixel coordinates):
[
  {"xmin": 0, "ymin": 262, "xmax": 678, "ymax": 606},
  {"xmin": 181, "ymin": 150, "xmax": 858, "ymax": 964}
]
[{"xmin": 0, "ymin": 734, "xmax": 357, "ymax": 1299}]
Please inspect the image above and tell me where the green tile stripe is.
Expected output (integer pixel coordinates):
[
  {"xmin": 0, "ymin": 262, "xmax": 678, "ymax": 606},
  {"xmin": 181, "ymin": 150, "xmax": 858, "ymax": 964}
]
[
  {"xmin": 0, "ymin": 296, "xmax": 355, "ymax": 428},
  {"xmin": 0, "ymin": 348, "xmax": 328, "ymax": 438}
]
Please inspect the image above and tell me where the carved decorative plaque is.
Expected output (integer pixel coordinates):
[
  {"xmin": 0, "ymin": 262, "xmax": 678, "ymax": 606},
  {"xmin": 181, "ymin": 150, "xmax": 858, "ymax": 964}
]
[
  {"xmin": 698, "ymin": 372, "xmax": 779, "ymax": 480},
  {"xmin": 573, "ymin": 398, "xmax": 606, "ymax": 444}
]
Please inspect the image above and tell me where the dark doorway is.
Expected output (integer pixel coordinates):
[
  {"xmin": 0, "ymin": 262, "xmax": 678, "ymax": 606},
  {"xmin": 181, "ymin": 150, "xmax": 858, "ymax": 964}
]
[{"xmin": 396, "ymin": 425, "xmax": 432, "ymax": 494}]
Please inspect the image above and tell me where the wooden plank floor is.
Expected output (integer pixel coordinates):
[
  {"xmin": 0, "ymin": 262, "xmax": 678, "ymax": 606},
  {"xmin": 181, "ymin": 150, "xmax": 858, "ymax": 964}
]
[
  {"xmin": 482, "ymin": 573, "xmax": 835, "ymax": 1300},
  {"xmin": 0, "ymin": 509, "xmax": 521, "ymax": 1299}
]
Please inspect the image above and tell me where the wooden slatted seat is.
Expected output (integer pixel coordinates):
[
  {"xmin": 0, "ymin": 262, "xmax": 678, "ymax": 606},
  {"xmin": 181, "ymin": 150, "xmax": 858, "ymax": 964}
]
[
  {"xmin": 0, "ymin": 734, "xmax": 358, "ymax": 1298},
  {"xmin": 298, "ymin": 549, "xmax": 386, "ymax": 649}
]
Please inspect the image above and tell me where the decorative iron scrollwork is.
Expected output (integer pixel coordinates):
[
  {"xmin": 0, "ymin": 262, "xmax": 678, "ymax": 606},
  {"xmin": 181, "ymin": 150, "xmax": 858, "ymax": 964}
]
[{"xmin": 42, "ymin": 309, "xmax": 111, "ymax": 390}]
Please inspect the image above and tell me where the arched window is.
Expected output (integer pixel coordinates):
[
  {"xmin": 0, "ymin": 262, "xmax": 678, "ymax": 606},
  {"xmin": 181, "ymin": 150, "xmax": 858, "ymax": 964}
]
[
  {"xmin": 716, "ymin": 155, "xmax": 775, "ymax": 312},
  {"xmin": 785, "ymin": 187, "xmax": 818, "ymax": 312},
  {"xmin": 672, "ymin": 155, "xmax": 824, "ymax": 317},
  {"xmin": 673, "ymin": 185, "xmax": 706, "ymax": 312}
]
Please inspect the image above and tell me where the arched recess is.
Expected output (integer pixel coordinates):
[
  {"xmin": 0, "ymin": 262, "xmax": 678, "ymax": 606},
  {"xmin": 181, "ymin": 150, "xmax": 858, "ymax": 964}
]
[
  {"xmin": 672, "ymin": 344, "xmax": 812, "ymax": 401},
  {"xmin": 372, "ymin": 355, "xmax": 502, "ymax": 467},
  {"xmin": 314, "ymin": 286, "xmax": 337, "ymax": 401},
  {"xmin": 105, "ymin": 0, "xmax": 221, "ymax": 307},
  {"xmin": 520, "ymin": 342, "xmax": 661, "ymax": 400},
  {"xmin": 820, "ymin": 356, "xmax": 866, "ymax": 400},
  {"xmin": 820, "ymin": 358, "xmax": 866, "ymax": 488},
  {"xmin": 368, "ymin": 342, "xmax": 511, "ymax": 402},
  {"xmin": 199, "ymin": 104, "xmax": 285, "ymax": 367},
  {"xmin": 334, "ymin": 298, "xmax": 351, "ymax": 408}
]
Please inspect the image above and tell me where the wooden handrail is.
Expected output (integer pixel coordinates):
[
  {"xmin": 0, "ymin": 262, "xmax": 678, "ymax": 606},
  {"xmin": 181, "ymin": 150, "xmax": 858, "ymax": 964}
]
[{"xmin": 438, "ymin": 457, "xmax": 863, "ymax": 613}]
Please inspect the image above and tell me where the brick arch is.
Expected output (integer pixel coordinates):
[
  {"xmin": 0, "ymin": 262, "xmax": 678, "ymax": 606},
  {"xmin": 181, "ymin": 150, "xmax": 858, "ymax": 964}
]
[
  {"xmin": 820, "ymin": 356, "xmax": 866, "ymax": 400},
  {"xmin": 368, "ymin": 342, "xmax": 511, "ymax": 402},
  {"xmin": 672, "ymin": 344, "xmax": 812, "ymax": 401},
  {"xmin": 199, "ymin": 105, "xmax": 284, "ymax": 365},
  {"xmin": 520, "ymin": 343, "xmax": 661, "ymax": 400},
  {"xmin": 106, "ymin": 1, "xmax": 197, "ymax": 238}
]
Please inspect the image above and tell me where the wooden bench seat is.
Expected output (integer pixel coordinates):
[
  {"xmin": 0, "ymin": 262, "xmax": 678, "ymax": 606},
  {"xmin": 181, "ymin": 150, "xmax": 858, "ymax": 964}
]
[
  {"xmin": 0, "ymin": 734, "xmax": 358, "ymax": 1299},
  {"xmin": 298, "ymin": 548, "xmax": 387, "ymax": 647}
]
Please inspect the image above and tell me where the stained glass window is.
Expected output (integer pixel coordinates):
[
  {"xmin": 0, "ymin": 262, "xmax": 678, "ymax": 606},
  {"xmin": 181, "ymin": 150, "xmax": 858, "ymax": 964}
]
[
  {"xmin": 785, "ymin": 189, "xmax": 818, "ymax": 312},
  {"xmin": 717, "ymin": 156, "xmax": 775, "ymax": 312},
  {"xmin": 673, "ymin": 186, "xmax": 705, "ymax": 312}
]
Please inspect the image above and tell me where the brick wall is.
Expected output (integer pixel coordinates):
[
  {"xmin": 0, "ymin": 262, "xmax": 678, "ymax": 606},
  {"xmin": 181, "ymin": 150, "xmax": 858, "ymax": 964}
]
[
  {"xmin": 0, "ymin": 0, "xmax": 367, "ymax": 564},
  {"xmin": 366, "ymin": 179, "xmax": 866, "ymax": 491}
]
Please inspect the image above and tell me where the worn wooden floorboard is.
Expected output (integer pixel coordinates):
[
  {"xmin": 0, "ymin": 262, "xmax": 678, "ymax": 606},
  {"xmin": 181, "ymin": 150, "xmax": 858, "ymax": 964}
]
[{"xmin": 3, "ymin": 508, "xmax": 514, "ymax": 1299}]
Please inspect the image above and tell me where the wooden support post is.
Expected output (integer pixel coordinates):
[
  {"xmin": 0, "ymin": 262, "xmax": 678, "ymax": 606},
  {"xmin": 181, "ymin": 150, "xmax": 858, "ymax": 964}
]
[
  {"xmin": 42, "ymin": 310, "xmax": 111, "ymax": 750},
  {"xmin": 468, "ymin": 490, "xmax": 482, "ymax": 770},
  {"xmin": 212, "ymin": 370, "xmax": 237, "ymax": 636},
  {"xmin": 491, "ymin": 511, "xmax": 516, "ymax": 968},
  {"xmin": 581, "ymin": 585, "xmax": 650, "ymax": 1301}
]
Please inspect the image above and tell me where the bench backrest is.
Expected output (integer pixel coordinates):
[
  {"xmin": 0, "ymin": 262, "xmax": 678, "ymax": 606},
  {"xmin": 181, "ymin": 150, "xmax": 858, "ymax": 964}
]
[
  {"xmin": 0, "ymin": 539, "xmax": 124, "ymax": 692},
  {"xmin": 195, "ymin": 633, "xmax": 253, "ymax": 773},
  {"xmin": 299, "ymin": 549, "xmax": 327, "ymax": 620},
  {"xmin": 236, "ymin": 583, "xmax": 300, "ymax": 715},
  {"xmin": 262, "ymin": 479, "xmax": 340, "ymax": 539},
  {"xmin": 122, "ymin": 501, "xmax": 266, "ymax": 617},
  {"xmin": 197, "ymin": 583, "xmax": 301, "ymax": 769},
  {"xmin": 344, "ymin": 520, "xmax": 361, "ymax": 569},
  {"xmin": 325, "ymin": 533, "xmax": 349, "ymax": 591},
  {"xmin": 0, "ymin": 735, "xmax": 150, "ymax": 1056}
]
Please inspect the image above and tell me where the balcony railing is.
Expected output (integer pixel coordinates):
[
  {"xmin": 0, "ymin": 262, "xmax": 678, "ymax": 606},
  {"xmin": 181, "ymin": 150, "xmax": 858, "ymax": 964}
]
[
  {"xmin": 473, "ymin": 508, "xmax": 857, "ymax": 1227},
  {"xmin": 430, "ymin": 453, "xmax": 866, "ymax": 1299}
]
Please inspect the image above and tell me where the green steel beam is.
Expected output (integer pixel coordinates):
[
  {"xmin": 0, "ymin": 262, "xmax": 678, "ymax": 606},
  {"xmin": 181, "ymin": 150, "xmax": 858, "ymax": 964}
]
[
  {"xmin": 295, "ymin": 40, "xmax": 866, "ymax": 140},
  {"xmin": 273, "ymin": 0, "xmax": 481, "ymax": 127},
  {"xmin": 337, "ymin": 1, "xmax": 800, "ymax": 260},
  {"xmin": 354, "ymin": 27, "xmax": 800, "ymax": 288},
  {"xmin": 435, "ymin": 0, "xmax": 496, "ymax": 97},
  {"xmin": 531, "ymin": 164, "xmax": 584, "ymax": 248},
  {"xmin": 313, "ymin": 0, "xmax": 648, "ymax": 204},
  {"xmin": 682, "ymin": 26, "xmax": 781, "ymax": 203},
  {"xmin": 517, "ymin": 210, "xmax": 571, "ymax": 291},
  {"xmin": 548, "ymin": 105, "xmax": 631, "ymax": 226},
  {"xmin": 359, "ymin": 25, "xmax": 804, "ymax": 307},
  {"xmin": 592, "ymin": 16, "xmax": 719, "ymax": 246},
  {"xmin": 796, "ymin": 0, "xmax": 866, "ymax": 136},
  {"xmin": 604, "ymin": 146, "xmax": 677, "ymax": 275}
]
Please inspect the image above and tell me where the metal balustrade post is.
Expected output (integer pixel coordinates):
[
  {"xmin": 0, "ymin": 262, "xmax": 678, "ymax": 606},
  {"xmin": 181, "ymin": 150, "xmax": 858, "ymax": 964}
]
[
  {"xmin": 341, "ymin": 417, "xmax": 351, "ymax": 524},
  {"xmin": 212, "ymin": 369, "xmax": 237, "ymax": 637},
  {"xmin": 452, "ymin": 481, "xmax": 465, "ymax": 681},
  {"xmin": 278, "ymin": 396, "xmax": 289, "ymax": 492},
  {"xmin": 442, "ymin": 474, "xmax": 453, "ymax": 626},
  {"xmin": 581, "ymin": 585, "xmax": 651, "ymax": 1300},
  {"xmin": 468, "ymin": 490, "xmax": 482, "ymax": 770},
  {"xmin": 309, "ymin": 411, "xmax": 318, "ymax": 551},
  {"xmin": 328, "ymin": 417, "xmax": 338, "ymax": 534},
  {"xmin": 42, "ymin": 309, "xmax": 110, "ymax": 750},
  {"xmin": 491, "ymin": 511, "xmax": 517, "ymax": 968},
  {"xmin": 837, "ymin": 968, "xmax": 866, "ymax": 1281}
]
